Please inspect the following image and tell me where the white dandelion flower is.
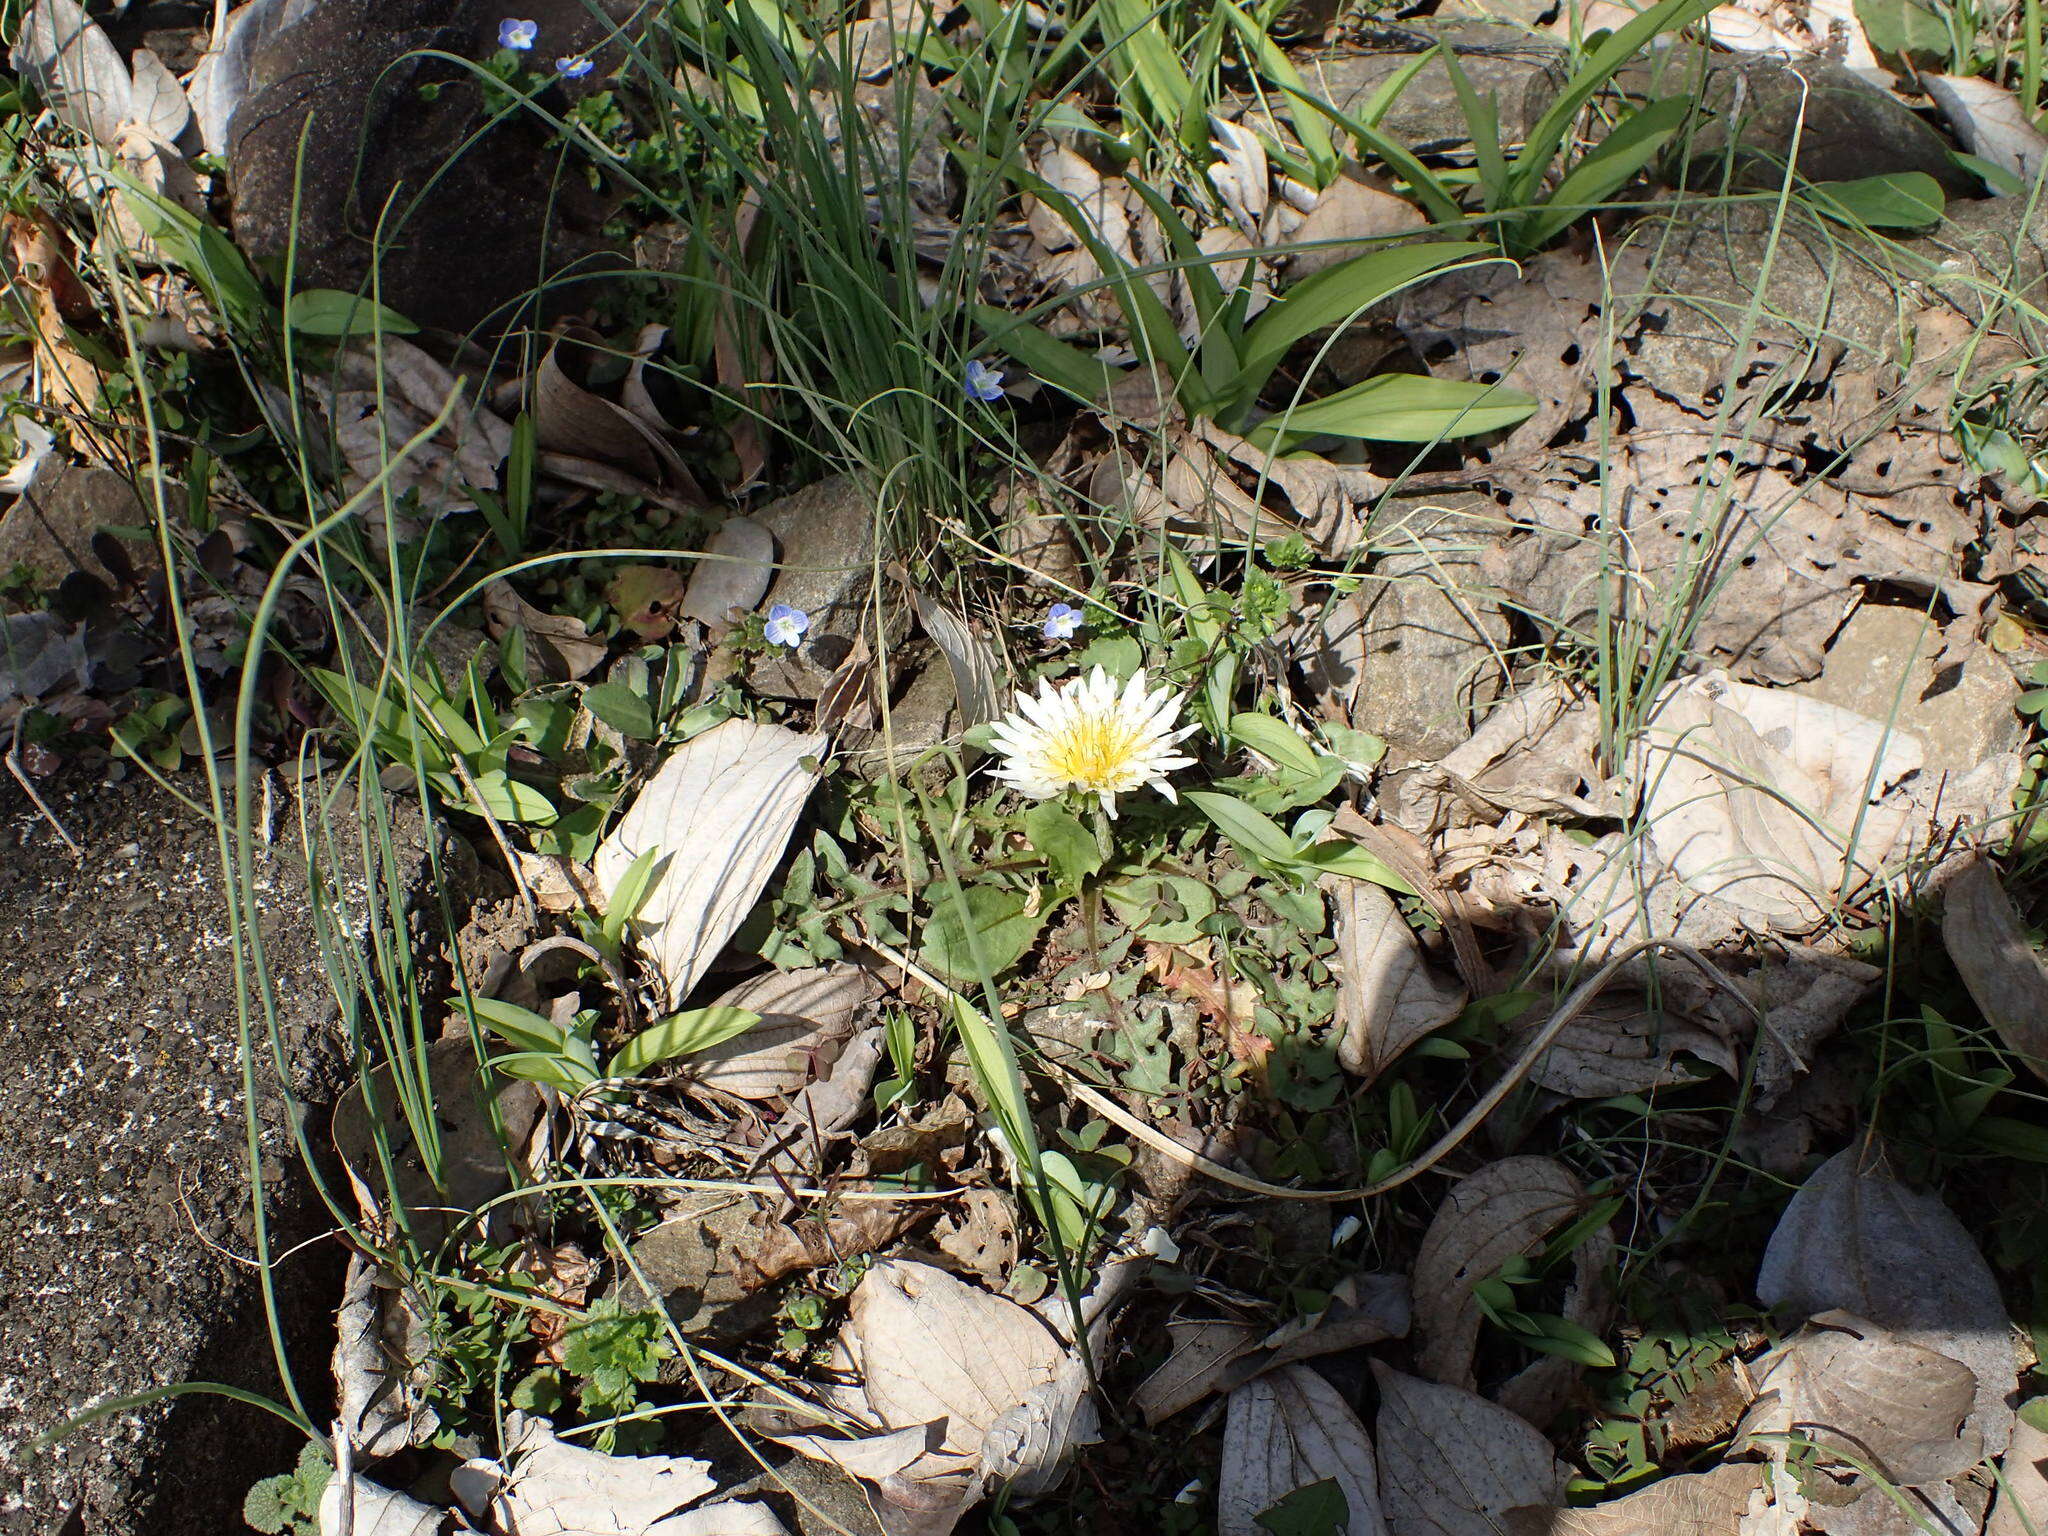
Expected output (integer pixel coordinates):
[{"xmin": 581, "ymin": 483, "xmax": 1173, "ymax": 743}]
[{"xmin": 988, "ymin": 666, "xmax": 1199, "ymax": 817}]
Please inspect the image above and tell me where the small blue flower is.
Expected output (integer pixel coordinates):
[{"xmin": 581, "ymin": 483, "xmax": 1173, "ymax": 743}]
[
  {"xmin": 964, "ymin": 359, "xmax": 1005, "ymax": 403},
  {"xmin": 1042, "ymin": 602, "xmax": 1083, "ymax": 641},
  {"xmin": 764, "ymin": 603, "xmax": 811, "ymax": 649},
  {"xmin": 554, "ymin": 53, "xmax": 594, "ymax": 78},
  {"xmin": 497, "ymin": 17, "xmax": 537, "ymax": 49}
]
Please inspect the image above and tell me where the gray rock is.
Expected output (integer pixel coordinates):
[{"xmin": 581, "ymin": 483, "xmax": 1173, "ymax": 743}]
[
  {"xmin": 228, "ymin": 0, "xmax": 629, "ymax": 336},
  {"xmin": 746, "ymin": 476, "xmax": 884, "ymax": 700},
  {"xmin": 723, "ymin": 1454, "xmax": 886, "ymax": 1536},
  {"xmin": 615, "ymin": 1193, "xmax": 780, "ymax": 1346},
  {"xmin": 1627, "ymin": 47, "xmax": 1976, "ymax": 196},
  {"xmin": 1796, "ymin": 604, "xmax": 2022, "ymax": 770},
  {"xmin": 1300, "ymin": 492, "xmax": 1511, "ymax": 762},
  {"xmin": 0, "ymin": 772, "xmax": 428, "ymax": 1533},
  {"xmin": 1304, "ymin": 24, "xmax": 1566, "ymax": 153},
  {"xmin": 0, "ymin": 460, "xmax": 153, "ymax": 598}
]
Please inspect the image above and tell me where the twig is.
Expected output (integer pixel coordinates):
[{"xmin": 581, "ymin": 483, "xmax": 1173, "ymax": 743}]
[
  {"xmin": 866, "ymin": 935, "xmax": 1760, "ymax": 1204},
  {"xmin": 8, "ymin": 717, "xmax": 80, "ymax": 859}
]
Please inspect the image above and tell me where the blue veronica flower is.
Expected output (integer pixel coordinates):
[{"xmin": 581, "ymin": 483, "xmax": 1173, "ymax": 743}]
[
  {"xmin": 1042, "ymin": 602, "xmax": 1083, "ymax": 641},
  {"xmin": 554, "ymin": 54, "xmax": 594, "ymax": 78},
  {"xmin": 964, "ymin": 359, "xmax": 1005, "ymax": 403},
  {"xmin": 764, "ymin": 604, "xmax": 811, "ymax": 649},
  {"xmin": 497, "ymin": 17, "xmax": 537, "ymax": 49}
]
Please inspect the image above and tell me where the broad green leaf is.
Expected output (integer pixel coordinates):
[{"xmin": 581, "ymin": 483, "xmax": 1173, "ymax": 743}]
[
  {"xmin": 608, "ymin": 1006, "xmax": 762, "ymax": 1077},
  {"xmin": 1025, "ymin": 800, "xmax": 1103, "ymax": 889},
  {"xmin": 284, "ymin": 288, "xmax": 420, "ymax": 337},
  {"xmin": 1443, "ymin": 50, "xmax": 1509, "ymax": 211},
  {"xmin": 604, "ymin": 848, "xmax": 667, "ymax": 949},
  {"xmin": 488, "ymin": 1050, "xmax": 593, "ymax": 1092},
  {"xmin": 1256, "ymin": 1479, "xmax": 1351, "ymax": 1536},
  {"xmin": 1187, "ymin": 789, "xmax": 1300, "ymax": 867},
  {"xmin": 1854, "ymin": 0, "xmax": 1952, "ymax": 63},
  {"xmin": 582, "ymin": 680, "xmax": 658, "ymax": 740},
  {"xmin": 974, "ymin": 304, "xmax": 1121, "ymax": 402},
  {"xmin": 1254, "ymin": 372, "xmax": 1537, "ymax": 444},
  {"xmin": 460, "ymin": 768, "xmax": 558, "ymax": 824},
  {"xmin": 1518, "ymin": 96, "xmax": 1693, "ymax": 250},
  {"xmin": 1228, "ymin": 712, "xmax": 1322, "ymax": 776},
  {"xmin": 1296, "ymin": 839, "xmax": 1418, "ymax": 895},
  {"xmin": 1096, "ymin": 0, "xmax": 1200, "ymax": 145},
  {"xmin": 1808, "ymin": 171, "xmax": 1946, "ymax": 230},
  {"xmin": 1218, "ymin": 1, "xmax": 1336, "ymax": 182},
  {"xmin": 471, "ymin": 997, "xmax": 568, "ymax": 1054},
  {"xmin": 1237, "ymin": 242, "xmax": 1498, "ymax": 399},
  {"xmin": 1282, "ymin": 85, "xmax": 1466, "ymax": 226},
  {"xmin": 921, "ymin": 884, "xmax": 1045, "ymax": 986}
]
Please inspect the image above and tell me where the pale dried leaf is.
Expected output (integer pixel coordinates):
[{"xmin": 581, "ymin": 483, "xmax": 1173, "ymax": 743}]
[
  {"xmin": 1281, "ymin": 177, "xmax": 1427, "ymax": 279},
  {"xmin": 452, "ymin": 1413, "xmax": 788, "ymax": 1534},
  {"xmin": 1505, "ymin": 1464, "xmax": 1765, "ymax": 1536},
  {"xmin": 1759, "ymin": 1144, "xmax": 2014, "ymax": 1461},
  {"xmin": 333, "ymin": 1254, "xmax": 436, "ymax": 1458},
  {"xmin": 1942, "ymin": 857, "xmax": 2048, "ymax": 1084},
  {"xmin": 913, "ymin": 593, "xmax": 1005, "ymax": 729},
  {"xmin": 1207, "ymin": 116, "xmax": 1270, "ymax": 232},
  {"xmin": 1735, "ymin": 1312, "xmax": 1981, "ymax": 1487},
  {"xmin": 187, "ymin": 0, "xmax": 311, "ymax": 157},
  {"xmin": 1134, "ymin": 1321, "xmax": 1261, "ymax": 1426},
  {"xmin": 482, "ymin": 581, "xmax": 608, "ymax": 681},
  {"xmin": 755, "ymin": 1024, "xmax": 884, "ymax": 1179},
  {"xmin": 689, "ymin": 964, "xmax": 876, "ymax": 1100},
  {"xmin": 681, "ymin": 516, "xmax": 775, "ymax": 628},
  {"xmin": 1219, "ymin": 1364, "xmax": 1386, "ymax": 1535},
  {"xmin": 320, "ymin": 1476, "xmax": 442, "ymax": 1536},
  {"xmin": 126, "ymin": 47, "xmax": 190, "ymax": 146},
  {"xmin": 850, "ymin": 1259, "xmax": 1069, "ymax": 1460},
  {"xmin": 1926, "ymin": 75, "xmax": 2048, "ymax": 187},
  {"xmin": 1804, "ymin": 1479, "xmax": 1975, "ymax": 1535},
  {"xmin": 1332, "ymin": 878, "xmax": 1467, "ymax": 1081},
  {"xmin": 1413, "ymin": 1158, "xmax": 1588, "ymax": 1387},
  {"xmin": 12, "ymin": 0, "xmax": 133, "ymax": 147},
  {"xmin": 594, "ymin": 719, "xmax": 828, "ymax": 1009},
  {"xmin": 1373, "ymin": 1362, "xmax": 1568, "ymax": 1536},
  {"xmin": 1518, "ymin": 996, "xmax": 1734, "ymax": 1098},
  {"xmin": 1987, "ymin": 1413, "xmax": 2048, "ymax": 1536}
]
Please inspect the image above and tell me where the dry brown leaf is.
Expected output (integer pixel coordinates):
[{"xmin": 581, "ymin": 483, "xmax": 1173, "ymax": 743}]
[
  {"xmin": 1281, "ymin": 176, "xmax": 1427, "ymax": 279},
  {"xmin": 1504, "ymin": 1463, "xmax": 1765, "ymax": 1536},
  {"xmin": 1134, "ymin": 1320, "xmax": 1263, "ymax": 1426},
  {"xmin": 326, "ymin": 338, "xmax": 513, "ymax": 524},
  {"xmin": 1942, "ymin": 857, "xmax": 2048, "ymax": 1085},
  {"xmin": 1987, "ymin": 1413, "xmax": 2048, "ymax": 1536},
  {"xmin": 1517, "ymin": 995, "xmax": 1733, "ymax": 1099},
  {"xmin": 1219, "ymin": 1364, "xmax": 1386, "ymax": 1535},
  {"xmin": 1331, "ymin": 878, "xmax": 1467, "ymax": 1082},
  {"xmin": 534, "ymin": 331, "xmax": 689, "ymax": 488},
  {"xmin": 754, "ymin": 1024, "xmax": 885, "ymax": 1180},
  {"xmin": 680, "ymin": 516, "xmax": 775, "ymax": 629},
  {"xmin": 607, "ymin": 565, "xmax": 689, "ymax": 640},
  {"xmin": 13, "ymin": 0, "xmax": 136, "ymax": 144},
  {"xmin": 333, "ymin": 1254, "xmax": 436, "ymax": 1458},
  {"xmin": 593, "ymin": 719, "xmax": 829, "ymax": 1010},
  {"xmin": 741, "ymin": 1202, "xmax": 924, "ymax": 1288},
  {"xmin": 319, "ymin": 1477, "xmax": 443, "ymax": 1536},
  {"xmin": 1758, "ymin": 1143, "xmax": 2014, "ymax": 1462},
  {"xmin": 1373, "ymin": 1362, "xmax": 1568, "ymax": 1536},
  {"xmin": 688, "ymin": 964, "xmax": 878, "ymax": 1101},
  {"xmin": 482, "ymin": 580, "xmax": 609, "ymax": 682},
  {"xmin": 452, "ymin": 1413, "xmax": 788, "ymax": 1534},
  {"xmin": 1413, "ymin": 1158, "xmax": 1590, "ymax": 1387},
  {"xmin": 1735, "ymin": 1311, "xmax": 1981, "ymax": 1487}
]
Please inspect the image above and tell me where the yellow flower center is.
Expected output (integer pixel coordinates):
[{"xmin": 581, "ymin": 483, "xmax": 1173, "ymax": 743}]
[{"xmin": 1043, "ymin": 715, "xmax": 1141, "ymax": 790}]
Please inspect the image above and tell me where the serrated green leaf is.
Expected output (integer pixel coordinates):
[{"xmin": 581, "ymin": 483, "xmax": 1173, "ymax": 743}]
[
  {"xmin": 921, "ymin": 884, "xmax": 1046, "ymax": 985},
  {"xmin": 582, "ymin": 681, "xmax": 658, "ymax": 740},
  {"xmin": 1025, "ymin": 800, "xmax": 1102, "ymax": 889}
]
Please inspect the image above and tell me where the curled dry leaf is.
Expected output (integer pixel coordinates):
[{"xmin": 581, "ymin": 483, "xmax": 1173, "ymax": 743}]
[
  {"xmin": 763, "ymin": 1258, "xmax": 1100, "ymax": 1530},
  {"xmin": 1735, "ymin": 1310, "xmax": 1982, "ymax": 1487},
  {"xmin": 1219, "ymin": 1364, "xmax": 1386, "ymax": 1536},
  {"xmin": 452, "ymin": 1412, "xmax": 788, "ymax": 1535},
  {"xmin": 740, "ymin": 1201, "xmax": 925, "ymax": 1288},
  {"xmin": 1330, "ymin": 877, "xmax": 1467, "ymax": 1082},
  {"xmin": 1941, "ymin": 857, "xmax": 2048, "ymax": 1084},
  {"xmin": 323, "ymin": 339, "xmax": 513, "ymax": 525},
  {"xmin": 1372, "ymin": 1361, "xmax": 1568, "ymax": 1536},
  {"xmin": 1504, "ymin": 1462, "xmax": 1766, "ymax": 1536},
  {"xmin": 593, "ymin": 718, "xmax": 829, "ymax": 1010},
  {"xmin": 680, "ymin": 516, "xmax": 775, "ymax": 628},
  {"xmin": 754, "ymin": 1024, "xmax": 885, "ymax": 1180},
  {"xmin": 534, "ymin": 331, "xmax": 690, "ymax": 488},
  {"xmin": 483, "ymin": 581, "xmax": 609, "ymax": 682},
  {"xmin": 334, "ymin": 1254, "xmax": 437, "ymax": 1458},
  {"xmin": 1413, "ymin": 1157, "xmax": 1590, "ymax": 1387},
  {"xmin": 1280, "ymin": 175, "xmax": 1427, "ymax": 280},
  {"xmin": 689, "ymin": 964, "xmax": 878, "ymax": 1101},
  {"xmin": 913, "ymin": 592, "xmax": 1005, "ymax": 730},
  {"xmin": 1757, "ymin": 1144, "xmax": 2014, "ymax": 1462},
  {"xmin": 319, "ymin": 1476, "xmax": 444, "ymax": 1536},
  {"xmin": 1925, "ymin": 75, "xmax": 2048, "ymax": 188},
  {"xmin": 1135, "ymin": 1274, "xmax": 1412, "ymax": 1424},
  {"xmin": 13, "ymin": 0, "xmax": 145, "ymax": 147}
]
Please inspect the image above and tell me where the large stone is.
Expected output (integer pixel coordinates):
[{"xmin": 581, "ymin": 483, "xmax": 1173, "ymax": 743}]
[
  {"xmin": 1301, "ymin": 24, "xmax": 1566, "ymax": 153},
  {"xmin": 1796, "ymin": 604, "xmax": 2022, "ymax": 770},
  {"xmin": 228, "ymin": 0, "xmax": 630, "ymax": 337},
  {"xmin": 0, "ymin": 771, "xmax": 415, "ymax": 1533},
  {"xmin": 745, "ymin": 476, "xmax": 884, "ymax": 701},
  {"xmin": 614, "ymin": 1193, "xmax": 779, "ymax": 1347},
  {"xmin": 0, "ymin": 461, "xmax": 153, "ymax": 599},
  {"xmin": 1300, "ymin": 492, "xmax": 1512, "ymax": 762},
  {"xmin": 1628, "ymin": 48, "xmax": 1976, "ymax": 196}
]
